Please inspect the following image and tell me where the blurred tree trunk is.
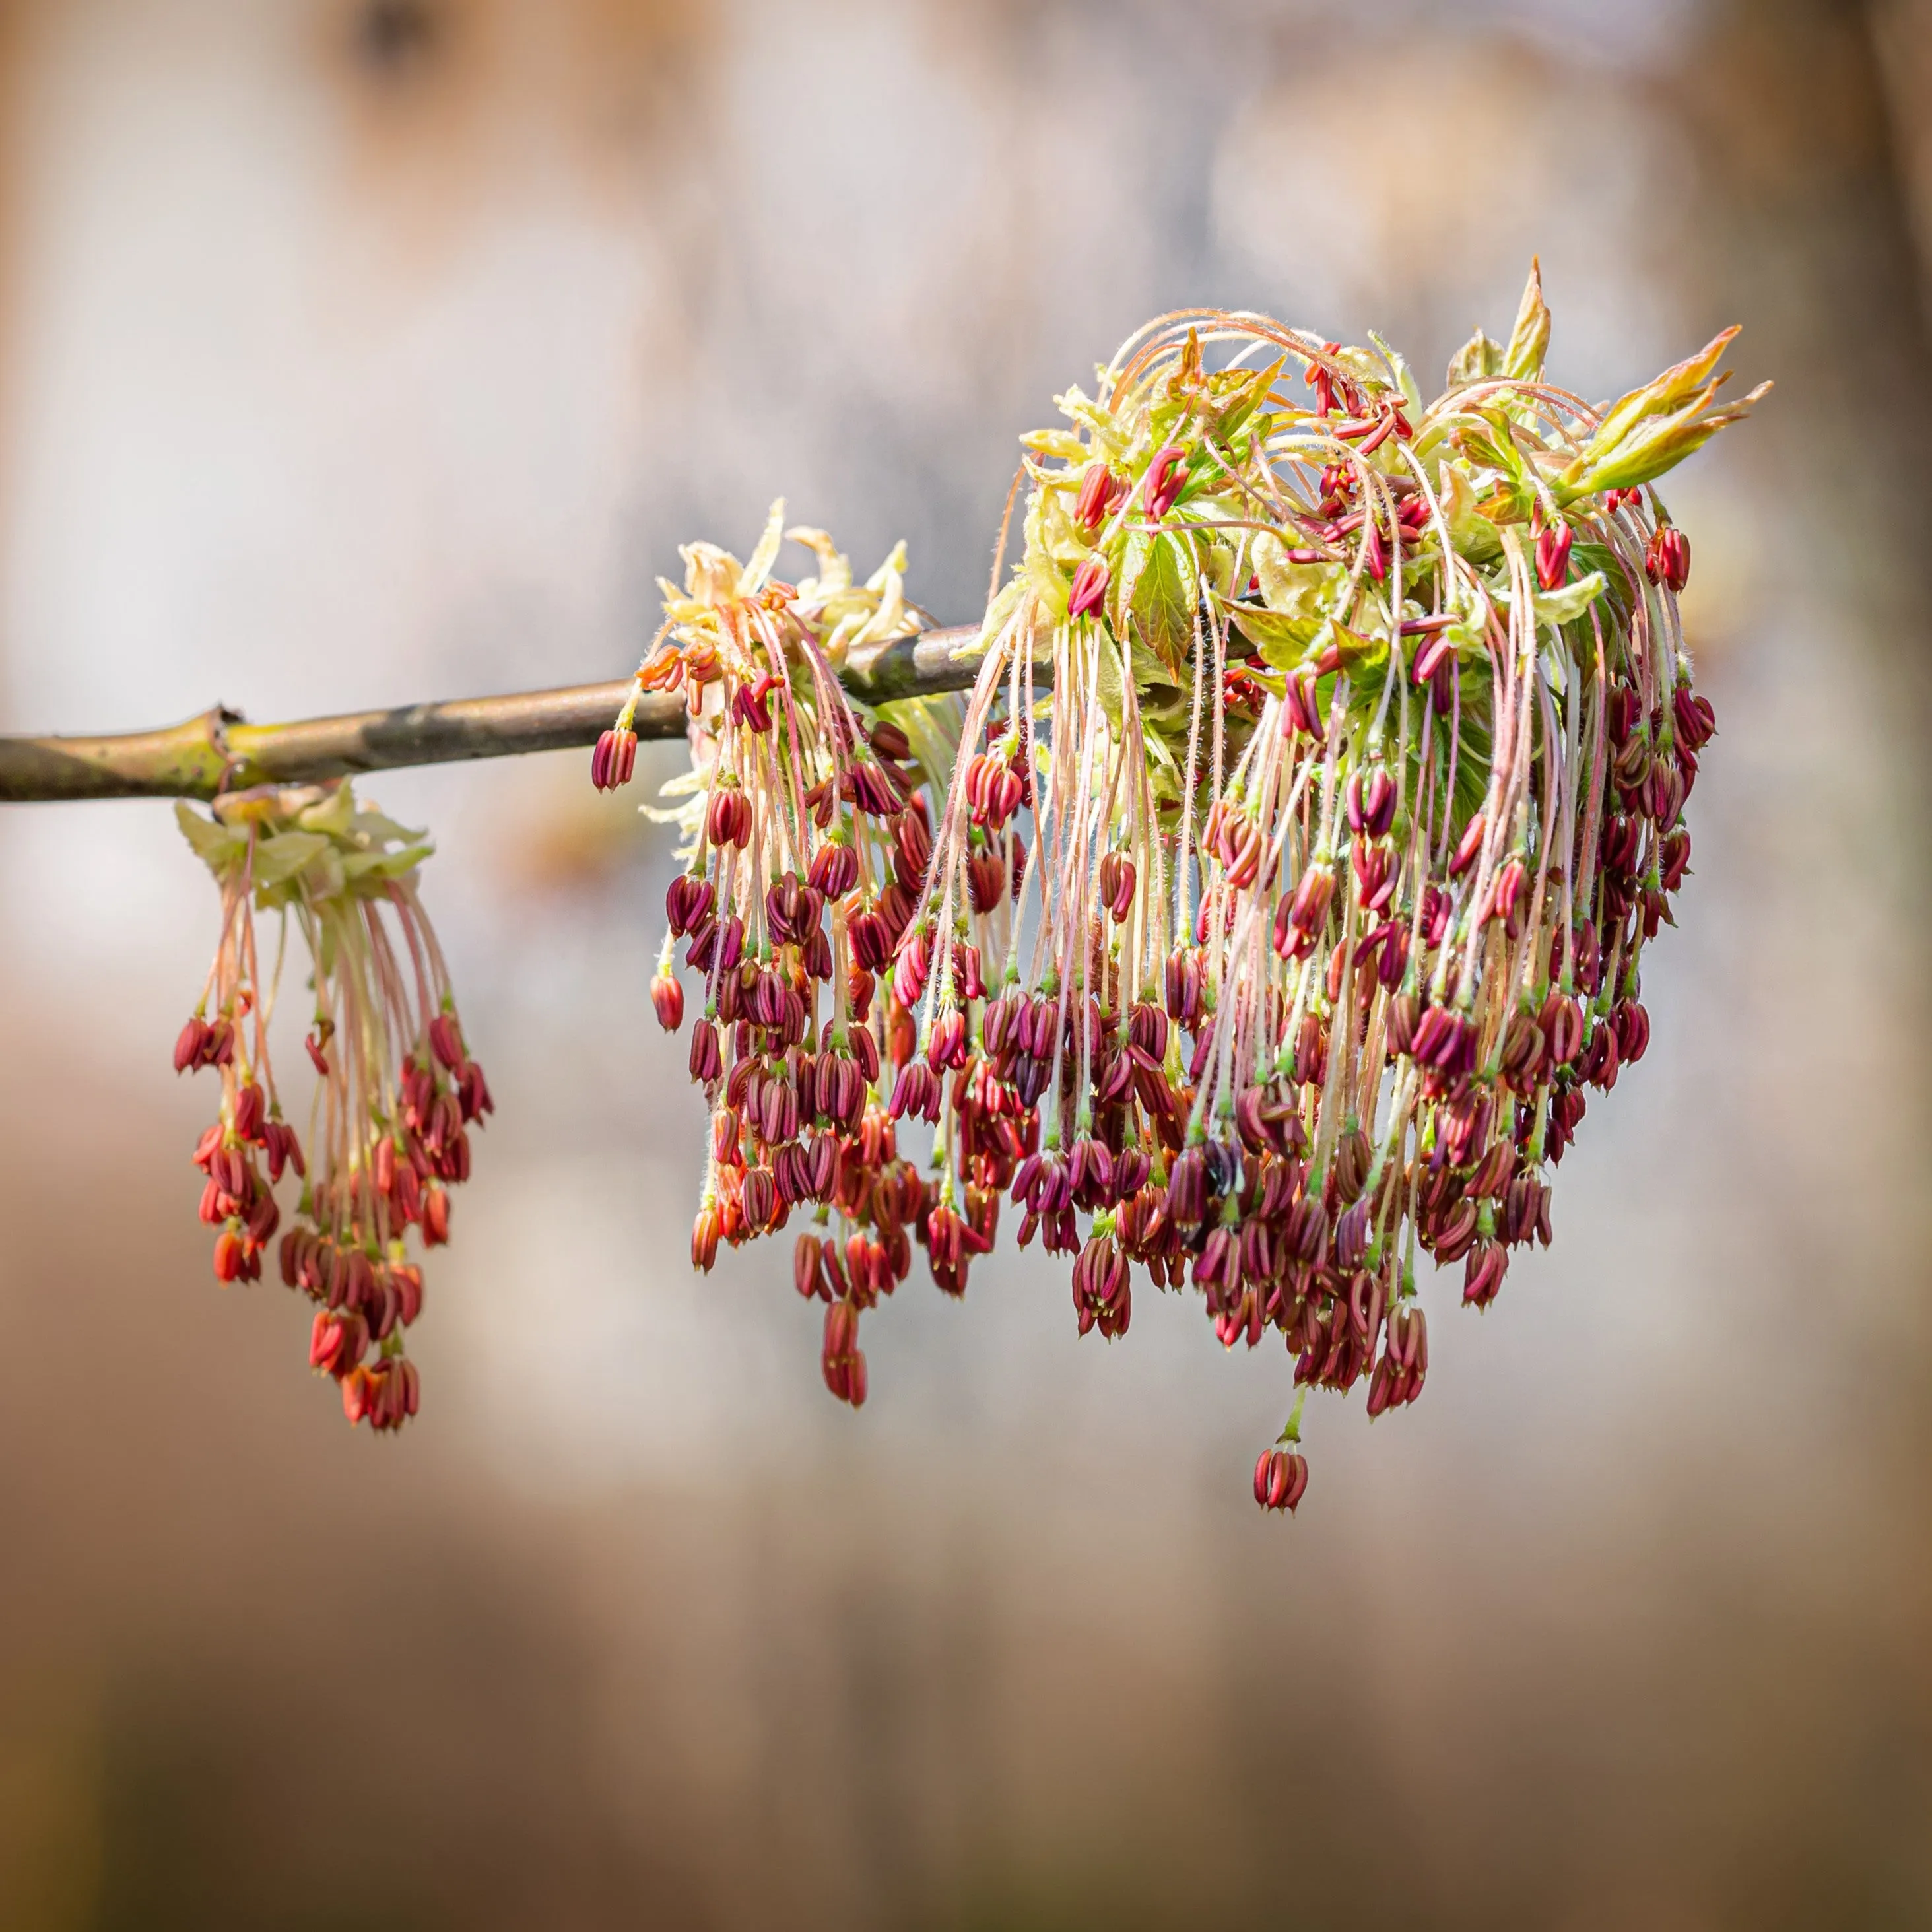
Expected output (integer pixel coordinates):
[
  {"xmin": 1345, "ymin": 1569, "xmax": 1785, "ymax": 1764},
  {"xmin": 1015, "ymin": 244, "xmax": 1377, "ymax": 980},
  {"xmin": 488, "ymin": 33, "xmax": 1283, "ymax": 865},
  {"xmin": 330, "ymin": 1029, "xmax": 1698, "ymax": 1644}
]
[
  {"xmin": 1868, "ymin": 0, "xmax": 1932, "ymax": 316},
  {"xmin": 1669, "ymin": 1, "xmax": 1932, "ymax": 1916},
  {"xmin": 1668, "ymin": 0, "xmax": 1932, "ymax": 615}
]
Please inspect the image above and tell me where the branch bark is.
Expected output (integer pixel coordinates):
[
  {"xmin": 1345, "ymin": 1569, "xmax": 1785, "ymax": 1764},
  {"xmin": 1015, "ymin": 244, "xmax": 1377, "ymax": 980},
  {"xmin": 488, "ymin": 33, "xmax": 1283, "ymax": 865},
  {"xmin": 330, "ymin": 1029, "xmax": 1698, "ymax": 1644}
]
[{"xmin": 0, "ymin": 624, "xmax": 982, "ymax": 803}]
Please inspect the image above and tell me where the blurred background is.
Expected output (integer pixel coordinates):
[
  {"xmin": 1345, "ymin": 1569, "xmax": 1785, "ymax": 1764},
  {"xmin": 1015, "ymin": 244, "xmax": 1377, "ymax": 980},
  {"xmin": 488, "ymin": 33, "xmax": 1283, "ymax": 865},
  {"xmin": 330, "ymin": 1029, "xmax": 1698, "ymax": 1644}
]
[{"xmin": 0, "ymin": 0, "xmax": 1926, "ymax": 1924}]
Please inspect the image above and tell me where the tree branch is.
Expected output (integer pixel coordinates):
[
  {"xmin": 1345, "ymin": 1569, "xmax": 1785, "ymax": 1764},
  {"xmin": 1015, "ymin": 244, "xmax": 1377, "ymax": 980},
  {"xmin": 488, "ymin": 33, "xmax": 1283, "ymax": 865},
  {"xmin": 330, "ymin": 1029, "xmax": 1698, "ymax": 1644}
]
[{"xmin": 0, "ymin": 624, "xmax": 982, "ymax": 803}]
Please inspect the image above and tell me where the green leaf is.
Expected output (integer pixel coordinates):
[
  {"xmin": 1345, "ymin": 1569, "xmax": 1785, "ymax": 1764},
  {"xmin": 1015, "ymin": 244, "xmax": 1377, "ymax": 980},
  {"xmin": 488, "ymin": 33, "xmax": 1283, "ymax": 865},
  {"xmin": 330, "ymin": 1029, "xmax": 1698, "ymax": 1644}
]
[
  {"xmin": 1206, "ymin": 356, "xmax": 1286, "ymax": 439},
  {"xmin": 1369, "ymin": 333, "xmax": 1423, "ymax": 418},
  {"xmin": 1588, "ymin": 327, "xmax": 1740, "ymax": 462},
  {"xmin": 1129, "ymin": 531, "xmax": 1197, "ymax": 679},
  {"xmin": 300, "ymin": 846, "xmax": 346, "ymax": 902},
  {"xmin": 1228, "ymin": 601, "xmax": 1380, "ymax": 679},
  {"xmin": 1019, "ymin": 428, "xmax": 1088, "ymax": 463},
  {"xmin": 1437, "ymin": 465, "xmax": 1504, "ymax": 565},
  {"xmin": 295, "ymin": 785, "xmax": 356, "ymax": 838},
  {"xmin": 1496, "ymin": 570, "xmax": 1609, "ymax": 630},
  {"xmin": 1560, "ymin": 394, "xmax": 1729, "ymax": 498},
  {"xmin": 351, "ymin": 809, "xmax": 428, "ymax": 849},
  {"xmin": 1533, "ymin": 570, "xmax": 1607, "ymax": 627},
  {"xmin": 1451, "ymin": 409, "xmax": 1528, "ymax": 487},
  {"xmin": 1030, "ymin": 477, "xmax": 1093, "ymax": 570},
  {"xmin": 1446, "ymin": 326, "xmax": 1503, "ymax": 388},
  {"xmin": 1568, "ymin": 542, "xmax": 1634, "ymax": 628},
  {"xmin": 1228, "ymin": 604, "xmax": 1323, "ymax": 665},
  {"xmin": 739, "ymin": 498, "xmax": 786, "ymax": 595},
  {"xmin": 253, "ymin": 831, "xmax": 331, "ymax": 888},
  {"xmin": 1502, "ymin": 259, "xmax": 1550, "ymax": 383},
  {"xmin": 786, "ymin": 526, "xmax": 852, "ymax": 598},
  {"xmin": 1162, "ymin": 327, "xmax": 1206, "ymax": 403},
  {"xmin": 1334, "ymin": 622, "xmax": 1389, "ymax": 679},
  {"xmin": 341, "ymin": 843, "xmax": 432, "ymax": 883},
  {"xmin": 959, "ymin": 576, "xmax": 1025, "ymax": 662},
  {"xmin": 174, "ymin": 801, "xmax": 246, "ymax": 874},
  {"xmin": 1124, "ymin": 631, "xmax": 1182, "ymax": 691},
  {"xmin": 1093, "ymin": 634, "xmax": 1125, "ymax": 731},
  {"xmin": 1026, "ymin": 539, "xmax": 1072, "ymax": 624},
  {"xmin": 1053, "ymin": 385, "xmax": 1125, "ymax": 456}
]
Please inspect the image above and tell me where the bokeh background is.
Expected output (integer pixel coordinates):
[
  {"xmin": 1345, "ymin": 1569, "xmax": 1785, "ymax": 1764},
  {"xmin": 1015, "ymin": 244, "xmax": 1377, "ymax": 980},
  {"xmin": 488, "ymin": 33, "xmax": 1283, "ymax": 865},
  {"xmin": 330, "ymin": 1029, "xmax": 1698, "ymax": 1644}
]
[{"xmin": 0, "ymin": 0, "xmax": 1926, "ymax": 1925}]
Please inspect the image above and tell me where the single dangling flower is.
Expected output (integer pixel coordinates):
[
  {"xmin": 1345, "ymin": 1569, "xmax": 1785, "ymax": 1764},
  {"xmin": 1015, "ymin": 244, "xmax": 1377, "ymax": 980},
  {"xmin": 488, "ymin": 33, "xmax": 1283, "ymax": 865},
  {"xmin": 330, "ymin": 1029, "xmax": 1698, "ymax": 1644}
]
[
  {"xmin": 1073, "ymin": 461, "xmax": 1128, "ymax": 532},
  {"xmin": 1534, "ymin": 514, "xmax": 1573, "ymax": 591},
  {"xmin": 591, "ymin": 725, "xmax": 638, "ymax": 792},
  {"xmin": 1646, "ymin": 522, "xmax": 1691, "ymax": 593},
  {"xmin": 175, "ymin": 779, "xmax": 488, "ymax": 1432},
  {"xmin": 1067, "ymin": 555, "xmax": 1110, "ymax": 620}
]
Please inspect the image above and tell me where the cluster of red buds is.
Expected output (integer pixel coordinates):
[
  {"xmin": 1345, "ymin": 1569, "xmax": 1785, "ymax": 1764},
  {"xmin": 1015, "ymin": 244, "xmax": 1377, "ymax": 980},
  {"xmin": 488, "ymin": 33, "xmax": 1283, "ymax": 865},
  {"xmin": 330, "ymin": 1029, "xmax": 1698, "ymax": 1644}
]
[
  {"xmin": 597, "ymin": 508, "xmax": 961, "ymax": 1407},
  {"xmin": 885, "ymin": 267, "xmax": 1758, "ymax": 1510},
  {"xmin": 609, "ymin": 272, "xmax": 1763, "ymax": 1514},
  {"xmin": 173, "ymin": 781, "xmax": 491, "ymax": 1433}
]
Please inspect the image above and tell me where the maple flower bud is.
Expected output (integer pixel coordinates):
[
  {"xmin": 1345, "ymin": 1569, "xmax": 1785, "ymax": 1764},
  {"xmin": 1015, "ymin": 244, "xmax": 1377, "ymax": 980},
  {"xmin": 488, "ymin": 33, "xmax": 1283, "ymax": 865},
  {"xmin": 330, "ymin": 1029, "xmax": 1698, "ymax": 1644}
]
[
  {"xmin": 888, "ymin": 1060, "xmax": 941, "ymax": 1123},
  {"xmin": 666, "ymin": 874, "xmax": 715, "ymax": 938},
  {"xmin": 822, "ymin": 1298, "xmax": 867, "ymax": 1406},
  {"xmin": 212, "ymin": 1226, "xmax": 246, "ymax": 1282},
  {"xmin": 1164, "ymin": 947, "xmax": 1204, "ymax": 1023},
  {"xmin": 808, "ymin": 840, "xmax": 859, "ymax": 899},
  {"xmin": 794, "ymin": 1232, "xmax": 828, "ymax": 1301},
  {"xmin": 232, "ymin": 1081, "xmax": 266, "ymax": 1143},
  {"xmin": 1166, "ymin": 1146, "xmax": 1208, "ymax": 1229},
  {"xmin": 310, "ymin": 1306, "xmax": 369, "ymax": 1379},
  {"xmin": 1254, "ymin": 1448, "xmax": 1310, "ymax": 1514},
  {"xmin": 687, "ymin": 1199, "xmax": 723, "ymax": 1271},
  {"xmin": 1074, "ymin": 462, "xmax": 1123, "ymax": 531},
  {"xmin": 174, "ymin": 1016, "xmax": 210, "ymax": 1074},
  {"xmin": 1067, "ymin": 555, "xmax": 1110, "ymax": 620},
  {"xmin": 706, "ymin": 784, "xmax": 750, "ymax": 849},
  {"xmin": 340, "ymin": 1365, "xmax": 376, "ymax": 1426},
  {"xmin": 1362, "ymin": 518, "xmax": 1389, "ymax": 582},
  {"xmin": 1646, "ymin": 524, "xmax": 1691, "ymax": 593},
  {"xmin": 1535, "ymin": 518, "xmax": 1572, "ymax": 591},
  {"xmin": 1097, "ymin": 851, "xmax": 1137, "ymax": 923},
  {"xmin": 1463, "ymin": 1239, "xmax": 1508, "ymax": 1309},
  {"xmin": 931, "ymin": 1009, "xmax": 970, "ymax": 1071},
  {"xmin": 1288, "ymin": 863, "xmax": 1336, "ymax": 936},
  {"xmin": 1654, "ymin": 830, "xmax": 1690, "ymax": 896},
  {"xmin": 1449, "ymin": 813, "xmax": 1487, "ymax": 877},
  {"xmin": 1613, "ymin": 998, "xmax": 1651, "ymax": 1063},
  {"xmin": 1346, "ymin": 768, "xmax": 1397, "ymax": 840},
  {"xmin": 1490, "ymin": 858, "xmax": 1528, "ymax": 924},
  {"xmin": 591, "ymin": 725, "xmax": 638, "ymax": 792},
  {"xmin": 1673, "ymin": 686, "xmax": 1717, "ymax": 751},
  {"xmin": 688, "ymin": 1019, "xmax": 723, "ymax": 1084},
  {"xmin": 1282, "ymin": 669, "xmax": 1325, "ymax": 739},
  {"xmin": 1145, "ymin": 444, "xmax": 1189, "ymax": 519}
]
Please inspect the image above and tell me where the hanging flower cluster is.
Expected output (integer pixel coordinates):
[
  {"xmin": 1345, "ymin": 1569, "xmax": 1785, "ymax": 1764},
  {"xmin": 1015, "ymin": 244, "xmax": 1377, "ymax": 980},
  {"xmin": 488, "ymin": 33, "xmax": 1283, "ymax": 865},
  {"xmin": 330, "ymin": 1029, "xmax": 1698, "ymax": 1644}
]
[
  {"xmin": 615, "ymin": 266, "xmax": 1764, "ymax": 1512},
  {"xmin": 174, "ymin": 781, "xmax": 491, "ymax": 1432},
  {"xmin": 597, "ymin": 507, "xmax": 967, "ymax": 1406}
]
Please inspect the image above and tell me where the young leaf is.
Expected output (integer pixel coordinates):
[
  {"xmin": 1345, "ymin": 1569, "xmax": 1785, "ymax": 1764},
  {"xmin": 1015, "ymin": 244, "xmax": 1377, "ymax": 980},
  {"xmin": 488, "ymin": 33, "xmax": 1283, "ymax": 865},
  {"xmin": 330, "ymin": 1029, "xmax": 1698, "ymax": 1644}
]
[
  {"xmin": 1502, "ymin": 258, "xmax": 1550, "ymax": 383},
  {"xmin": 174, "ymin": 801, "xmax": 247, "ymax": 873},
  {"xmin": 739, "ymin": 498, "xmax": 787, "ymax": 596},
  {"xmin": 1446, "ymin": 327, "xmax": 1503, "ymax": 388},
  {"xmin": 1131, "ymin": 532, "xmax": 1198, "ymax": 679},
  {"xmin": 252, "ymin": 831, "xmax": 331, "ymax": 888}
]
